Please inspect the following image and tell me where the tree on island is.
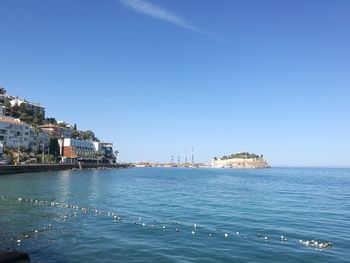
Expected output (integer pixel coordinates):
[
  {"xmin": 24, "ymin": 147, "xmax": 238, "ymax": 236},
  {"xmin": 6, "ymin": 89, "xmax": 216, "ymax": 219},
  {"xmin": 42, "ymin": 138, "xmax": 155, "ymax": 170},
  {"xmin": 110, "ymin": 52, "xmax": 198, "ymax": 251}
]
[{"xmin": 219, "ymin": 152, "xmax": 261, "ymax": 160}]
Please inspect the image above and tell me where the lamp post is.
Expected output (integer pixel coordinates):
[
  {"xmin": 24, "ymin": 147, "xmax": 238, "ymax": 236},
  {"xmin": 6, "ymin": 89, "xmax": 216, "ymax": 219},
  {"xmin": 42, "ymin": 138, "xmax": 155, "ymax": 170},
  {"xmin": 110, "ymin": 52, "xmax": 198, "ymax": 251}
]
[
  {"xmin": 42, "ymin": 144, "xmax": 45, "ymax": 164},
  {"xmin": 17, "ymin": 139, "xmax": 20, "ymax": 165}
]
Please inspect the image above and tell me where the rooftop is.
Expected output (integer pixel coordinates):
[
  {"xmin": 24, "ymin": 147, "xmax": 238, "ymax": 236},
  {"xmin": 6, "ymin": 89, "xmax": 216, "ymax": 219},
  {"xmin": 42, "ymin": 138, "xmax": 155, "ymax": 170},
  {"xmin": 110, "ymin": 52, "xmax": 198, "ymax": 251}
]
[{"xmin": 0, "ymin": 116, "xmax": 29, "ymax": 125}]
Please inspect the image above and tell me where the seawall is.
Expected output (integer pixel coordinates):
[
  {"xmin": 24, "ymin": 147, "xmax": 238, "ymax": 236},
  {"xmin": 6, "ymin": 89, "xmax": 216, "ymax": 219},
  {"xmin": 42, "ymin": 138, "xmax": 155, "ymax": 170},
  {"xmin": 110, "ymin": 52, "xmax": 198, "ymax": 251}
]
[{"xmin": 0, "ymin": 163, "xmax": 131, "ymax": 175}]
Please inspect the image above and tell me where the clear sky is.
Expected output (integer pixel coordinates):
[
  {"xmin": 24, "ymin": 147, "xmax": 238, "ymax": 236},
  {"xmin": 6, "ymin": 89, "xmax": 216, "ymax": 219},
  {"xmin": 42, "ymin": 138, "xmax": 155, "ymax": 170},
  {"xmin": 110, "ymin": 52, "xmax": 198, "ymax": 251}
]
[{"xmin": 1, "ymin": 0, "xmax": 350, "ymax": 167}]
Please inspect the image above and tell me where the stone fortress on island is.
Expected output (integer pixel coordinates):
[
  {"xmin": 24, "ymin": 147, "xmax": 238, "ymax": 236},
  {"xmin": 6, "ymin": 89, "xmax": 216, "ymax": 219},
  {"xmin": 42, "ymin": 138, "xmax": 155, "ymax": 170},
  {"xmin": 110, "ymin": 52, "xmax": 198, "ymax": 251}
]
[{"xmin": 211, "ymin": 152, "xmax": 270, "ymax": 168}]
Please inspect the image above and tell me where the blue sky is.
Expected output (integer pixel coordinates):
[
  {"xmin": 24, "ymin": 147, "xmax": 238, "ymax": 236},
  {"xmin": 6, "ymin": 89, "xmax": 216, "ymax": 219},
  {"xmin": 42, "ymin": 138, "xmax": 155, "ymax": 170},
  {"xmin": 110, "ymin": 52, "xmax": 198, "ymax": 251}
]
[{"xmin": 1, "ymin": 0, "xmax": 349, "ymax": 166}]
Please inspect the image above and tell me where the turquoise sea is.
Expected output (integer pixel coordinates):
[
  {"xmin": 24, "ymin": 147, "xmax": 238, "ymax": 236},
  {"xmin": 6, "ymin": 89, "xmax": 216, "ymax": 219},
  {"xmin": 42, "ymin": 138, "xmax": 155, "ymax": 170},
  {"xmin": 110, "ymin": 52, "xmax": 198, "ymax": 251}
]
[{"xmin": 0, "ymin": 168, "xmax": 349, "ymax": 262}]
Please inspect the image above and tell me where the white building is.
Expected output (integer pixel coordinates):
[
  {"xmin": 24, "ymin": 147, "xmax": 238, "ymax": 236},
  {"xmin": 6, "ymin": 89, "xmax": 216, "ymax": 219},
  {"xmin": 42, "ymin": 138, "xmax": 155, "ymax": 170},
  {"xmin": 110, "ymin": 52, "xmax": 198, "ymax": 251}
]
[
  {"xmin": 58, "ymin": 138, "xmax": 99, "ymax": 163},
  {"xmin": 9, "ymin": 96, "xmax": 45, "ymax": 117},
  {"xmin": 0, "ymin": 117, "xmax": 31, "ymax": 149},
  {"xmin": 0, "ymin": 116, "xmax": 49, "ymax": 151}
]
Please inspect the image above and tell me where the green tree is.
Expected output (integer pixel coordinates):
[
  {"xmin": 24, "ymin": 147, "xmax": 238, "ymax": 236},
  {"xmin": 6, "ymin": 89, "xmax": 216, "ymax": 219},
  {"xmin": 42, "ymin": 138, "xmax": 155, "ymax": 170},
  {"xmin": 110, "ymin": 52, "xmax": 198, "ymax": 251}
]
[
  {"xmin": 58, "ymin": 122, "xmax": 67, "ymax": 127},
  {"xmin": 45, "ymin": 118, "xmax": 57, "ymax": 124},
  {"xmin": 4, "ymin": 101, "xmax": 12, "ymax": 116},
  {"xmin": 49, "ymin": 137, "xmax": 60, "ymax": 158},
  {"xmin": 32, "ymin": 126, "xmax": 43, "ymax": 161},
  {"xmin": 11, "ymin": 103, "xmax": 20, "ymax": 118},
  {"xmin": 32, "ymin": 112, "xmax": 44, "ymax": 126},
  {"xmin": 36, "ymin": 154, "xmax": 54, "ymax": 164},
  {"xmin": 71, "ymin": 129, "xmax": 80, "ymax": 139},
  {"xmin": 82, "ymin": 130, "xmax": 99, "ymax": 141}
]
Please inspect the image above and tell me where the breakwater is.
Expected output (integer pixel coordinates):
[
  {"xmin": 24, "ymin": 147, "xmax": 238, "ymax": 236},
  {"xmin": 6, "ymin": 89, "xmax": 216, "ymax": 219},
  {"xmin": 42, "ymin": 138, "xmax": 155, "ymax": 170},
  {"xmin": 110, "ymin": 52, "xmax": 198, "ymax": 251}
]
[{"xmin": 0, "ymin": 163, "xmax": 131, "ymax": 175}]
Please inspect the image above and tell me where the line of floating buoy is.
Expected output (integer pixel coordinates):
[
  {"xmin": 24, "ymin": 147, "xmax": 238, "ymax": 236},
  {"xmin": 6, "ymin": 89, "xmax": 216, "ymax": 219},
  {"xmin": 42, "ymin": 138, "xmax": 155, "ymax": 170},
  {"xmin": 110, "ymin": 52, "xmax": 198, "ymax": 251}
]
[
  {"xmin": 0, "ymin": 195, "xmax": 335, "ymax": 251},
  {"xmin": 299, "ymin": 240, "xmax": 333, "ymax": 249}
]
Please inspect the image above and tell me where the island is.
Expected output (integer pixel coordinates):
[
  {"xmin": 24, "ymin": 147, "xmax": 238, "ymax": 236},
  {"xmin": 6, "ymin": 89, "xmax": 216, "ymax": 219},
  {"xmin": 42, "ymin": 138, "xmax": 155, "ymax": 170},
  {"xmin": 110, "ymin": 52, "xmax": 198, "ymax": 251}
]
[{"xmin": 211, "ymin": 152, "xmax": 270, "ymax": 168}]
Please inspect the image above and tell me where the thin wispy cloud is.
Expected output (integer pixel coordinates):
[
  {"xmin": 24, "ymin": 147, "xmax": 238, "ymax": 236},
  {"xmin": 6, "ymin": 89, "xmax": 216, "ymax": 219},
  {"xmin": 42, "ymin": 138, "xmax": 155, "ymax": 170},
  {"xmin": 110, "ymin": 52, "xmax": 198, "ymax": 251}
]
[{"xmin": 119, "ymin": 0, "xmax": 202, "ymax": 34}]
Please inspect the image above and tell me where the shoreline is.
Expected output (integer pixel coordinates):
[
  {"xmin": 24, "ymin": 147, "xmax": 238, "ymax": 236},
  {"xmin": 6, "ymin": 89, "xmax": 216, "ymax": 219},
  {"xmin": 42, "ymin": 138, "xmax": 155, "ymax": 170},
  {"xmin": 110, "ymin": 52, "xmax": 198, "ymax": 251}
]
[{"xmin": 0, "ymin": 163, "xmax": 132, "ymax": 175}]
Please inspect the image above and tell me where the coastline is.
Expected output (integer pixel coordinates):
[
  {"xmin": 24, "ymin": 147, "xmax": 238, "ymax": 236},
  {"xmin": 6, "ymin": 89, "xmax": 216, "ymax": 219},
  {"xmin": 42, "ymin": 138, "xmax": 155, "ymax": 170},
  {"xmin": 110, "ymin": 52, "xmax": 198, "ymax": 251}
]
[{"xmin": 0, "ymin": 163, "xmax": 132, "ymax": 175}]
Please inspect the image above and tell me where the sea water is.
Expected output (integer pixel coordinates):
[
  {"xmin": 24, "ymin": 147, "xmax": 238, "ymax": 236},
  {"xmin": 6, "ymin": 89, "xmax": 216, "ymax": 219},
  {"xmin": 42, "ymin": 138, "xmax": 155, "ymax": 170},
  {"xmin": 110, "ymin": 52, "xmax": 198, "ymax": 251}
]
[{"xmin": 0, "ymin": 168, "xmax": 349, "ymax": 262}]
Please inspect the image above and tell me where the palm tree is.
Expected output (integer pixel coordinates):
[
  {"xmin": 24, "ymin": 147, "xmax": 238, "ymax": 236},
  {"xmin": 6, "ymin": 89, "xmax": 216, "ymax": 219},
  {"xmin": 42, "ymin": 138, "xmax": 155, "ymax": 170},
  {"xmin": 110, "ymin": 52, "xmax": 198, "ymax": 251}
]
[{"xmin": 32, "ymin": 126, "xmax": 43, "ymax": 163}]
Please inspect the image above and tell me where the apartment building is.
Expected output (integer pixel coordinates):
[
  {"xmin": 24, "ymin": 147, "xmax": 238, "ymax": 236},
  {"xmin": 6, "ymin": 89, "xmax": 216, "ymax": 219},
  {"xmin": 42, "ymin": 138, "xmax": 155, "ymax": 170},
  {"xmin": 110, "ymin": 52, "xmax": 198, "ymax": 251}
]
[
  {"xmin": 9, "ymin": 96, "xmax": 45, "ymax": 117},
  {"xmin": 0, "ymin": 117, "xmax": 31, "ymax": 149},
  {"xmin": 58, "ymin": 138, "xmax": 99, "ymax": 163},
  {"xmin": 0, "ymin": 116, "xmax": 49, "ymax": 151}
]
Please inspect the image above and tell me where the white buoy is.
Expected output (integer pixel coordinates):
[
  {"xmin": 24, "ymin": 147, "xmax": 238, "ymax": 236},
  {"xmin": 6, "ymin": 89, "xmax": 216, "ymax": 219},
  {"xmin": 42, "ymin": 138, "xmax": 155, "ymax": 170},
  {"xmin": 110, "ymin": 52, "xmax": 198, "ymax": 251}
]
[
  {"xmin": 224, "ymin": 233, "xmax": 229, "ymax": 238},
  {"xmin": 236, "ymin": 232, "xmax": 239, "ymax": 235},
  {"xmin": 194, "ymin": 224, "xmax": 197, "ymax": 229},
  {"xmin": 142, "ymin": 223, "xmax": 146, "ymax": 227},
  {"xmin": 192, "ymin": 231, "xmax": 195, "ymax": 235}
]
